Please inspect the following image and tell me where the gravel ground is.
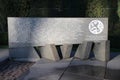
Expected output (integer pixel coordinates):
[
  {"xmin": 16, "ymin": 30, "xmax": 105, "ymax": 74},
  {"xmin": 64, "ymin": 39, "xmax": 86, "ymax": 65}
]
[{"xmin": 0, "ymin": 59, "xmax": 34, "ymax": 80}]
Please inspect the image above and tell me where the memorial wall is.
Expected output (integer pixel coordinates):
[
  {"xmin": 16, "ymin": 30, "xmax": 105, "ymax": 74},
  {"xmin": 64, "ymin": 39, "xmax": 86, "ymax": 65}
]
[{"xmin": 8, "ymin": 18, "xmax": 108, "ymax": 48}]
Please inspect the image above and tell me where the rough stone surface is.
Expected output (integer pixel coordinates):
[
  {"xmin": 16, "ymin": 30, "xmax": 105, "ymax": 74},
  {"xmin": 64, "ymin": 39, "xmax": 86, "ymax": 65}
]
[
  {"xmin": 75, "ymin": 42, "xmax": 93, "ymax": 59},
  {"xmin": 23, "ymin": 58, "xmax": 72, "ymax": 80},
  {"xmin": 22, "ymin": 58, "xmax": 107, "ymax": 80},
  {"xmin": 93, "ymin": 40, "xmax": 110, "ymax": 61},
  {"xmin": 8, "ymin": 18, "xmax": 108, "ymax": 48},
  {"xmin": 39, "ymin": 44, "xmax": 60, "ymax": 61},
  {"xmin": 107, "ymin": 55, "xmax": 120, "ymax": 69},
  {"xmin": 67, "ymin": 58, "xmax": 106, "ymax": 79},
  {"xmin": 0, "ymin": 59, "xmax": 34, "ymax": 80},
  {"xmin": 9, "ymin": 47, "xmax": 40, "ymax": 62},
  {"xmin": 107, "ymin": 55, "xmax": 120, "ymax": 80},
  {"xmin": 60, "ymin": 72, "xmax": 103, "ymax": 80},
  {"xmin": 60, "ymin": 44, "xmax": 73, "ymax": 58}
]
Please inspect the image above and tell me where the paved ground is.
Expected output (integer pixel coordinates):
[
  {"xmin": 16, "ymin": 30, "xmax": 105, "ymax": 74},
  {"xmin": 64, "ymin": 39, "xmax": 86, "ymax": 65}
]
[
  {"xmin": 0, "ymin": 57, "xmax": 120, "ymax": 80},
  {"xmin": 0, "ymin": 59, "xmax": 34, "ymax": 80},
  {"xmin": 0, "ymin": 49, "xmax": 120, "ymax": 80},
  {"xmin": 23, "ymin": 58, "xmax": 106, "ymax": 80}
]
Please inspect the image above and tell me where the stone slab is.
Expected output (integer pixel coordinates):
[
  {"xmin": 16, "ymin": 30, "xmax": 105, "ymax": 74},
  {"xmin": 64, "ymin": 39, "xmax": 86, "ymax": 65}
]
[
  {"xmin": 70, "ymin": 58, "xmax": 106, "ymax": 67},
  {"xmin": 8, "ymin": 18, "xmax": 108, "ymax": 48},
  {"xmin": 106, "ymin": 55, "xmax": 120, "ymax": 80},
  {"xmin": 60, "ymin": 44, "xmax": 73, "ymax": 58},
  {"xmin": 107, "ymin": 54, "xmax": 120, "ymax": 70},
  {"xmin": 9, "ymin": 47, "xmax": 40, "ymax": 62},
  {"xmin": 60, "ymin": 72, "xmax": 103, "ymax": 80},
  {"xmin": 65, "ymin": 58, "xmax": 106, "ymax": 79},
  {"xmin": 75, "ymin": 42, "xmax": 93, "ymax": 59},
  {"xmin": 93, "ymin": 40, "xmax": 110, "ymax": 61},
  {"xmin": 39, "ymin": 44, "xmax": 60, "ymax": 61},
  {"xmin": 23, "ymin": 58, "xmax": 72, "ymax": 80},
  {"xmin": 21, "ymin": 58, "xmax": 108, "ymax": 80}
]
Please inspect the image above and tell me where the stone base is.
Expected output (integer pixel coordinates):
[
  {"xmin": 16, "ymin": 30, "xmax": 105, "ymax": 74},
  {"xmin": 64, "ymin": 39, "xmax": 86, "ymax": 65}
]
[
  {"xmin": 9, "ymin": 47, "xmax": 40, "ymax": 62},
  {"xmin": 93, "ymin": 40, "xmax": 110, "ymax": 61},
  {"xmin": 39, "ymin": 44, "xmax": 60, "ymax": 61},
  {"xmin": 60, "ymin": 44, "xmax": 73, "ymax": 58},
  {"xmin": 75, "ymin": 42, "xmax": 93, "ymax": 59}
]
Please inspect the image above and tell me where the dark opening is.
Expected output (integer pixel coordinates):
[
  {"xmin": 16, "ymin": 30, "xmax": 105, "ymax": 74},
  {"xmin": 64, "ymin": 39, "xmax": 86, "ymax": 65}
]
[
  {"xmin": 70, "ymin": 44, "xmax": 79, "ymax": 57},
  {"xmin": 56, "ymin": 45, "xmax": 63, "ymax": 59}
]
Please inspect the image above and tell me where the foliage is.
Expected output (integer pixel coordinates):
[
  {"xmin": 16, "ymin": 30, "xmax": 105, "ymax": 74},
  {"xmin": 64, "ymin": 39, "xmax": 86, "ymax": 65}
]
[
  {"xmin": 0, "ymin": 0, "xmax": 120, "ymax": 49},
  {"xmin": 0, "ymin": 0, "xmax": 8, "ymax": 32},
  {"xmin": 118, "ymin": 0, "xmax": 120, "ymax": 19},
  {"xmin": 109, "ymin": 36, "xmax": 120, "ymax": 48},
  {"xmin": 0, "ymin": 32, "xmax": 8, "ymax": 45},
  {"xmin": 86, "ymin": 0, "xmax": 109, "ymax": 17}
]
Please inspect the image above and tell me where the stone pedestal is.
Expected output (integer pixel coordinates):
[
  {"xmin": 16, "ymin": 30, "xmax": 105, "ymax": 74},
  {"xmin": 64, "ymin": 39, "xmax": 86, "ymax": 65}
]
[
  {"xmin": 93, "ymin": 40, "xmax": 110, "ymax": 61},
  {"xmin": 75, "ymin": 42, "xmax": 93, "ymax": 59},
  {"xmin": 9, "ymin": 47, "xmax": 40, "ymax": 62},
  {"xmin": 39, "ymin": 44, "xmax": 60, "ymax": 61},
  {"xmin": 60, "ymin": 44, "xmax": 73, "ymax": 58}
]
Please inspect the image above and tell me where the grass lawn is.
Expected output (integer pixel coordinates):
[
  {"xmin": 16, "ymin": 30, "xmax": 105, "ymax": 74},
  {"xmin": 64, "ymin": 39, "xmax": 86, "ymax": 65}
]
[
  {"xmin": 111, "ymin": 48, "xmax": 120, "ymax": 52},
  {"xmin": 0, "ymin": 45, "xmax": 8, "ymax": 49}
]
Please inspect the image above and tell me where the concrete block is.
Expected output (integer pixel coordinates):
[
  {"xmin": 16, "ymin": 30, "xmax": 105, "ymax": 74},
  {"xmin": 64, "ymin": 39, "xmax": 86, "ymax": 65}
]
[
  {"xmin": 93, "ymin": 40, "xmax": 110, "ymax": 61},
  {"xmin": 8, "ymin": 18, "xmax": 108, "ymax": 47},
  {"xmin": 60, "ymin": 44, "xmax": 73, "ymax": 58},
  {"xmin": 9, "ymin": 47, "xmax": 40, "ymax": 62},
  {"xmin": 75, "ymin": 42, "xmax": 93, "ymax": 59},
  {"xmin": 106, "ymin": 55, "xmax": 120, "ymax": 80},
  {"xmin": 39, "ymin": 44, "xmax": 60, "ymax": 61}
]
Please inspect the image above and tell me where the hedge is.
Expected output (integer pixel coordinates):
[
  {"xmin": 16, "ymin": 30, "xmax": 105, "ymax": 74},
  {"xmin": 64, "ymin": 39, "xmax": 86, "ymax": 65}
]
[
  {"xmin": 109, "ymin": 36, "xmax": 120, "ymax": 49},
  {"xmin": 0, "ymin": 32, "xmax": 8, "ymax": 45}
]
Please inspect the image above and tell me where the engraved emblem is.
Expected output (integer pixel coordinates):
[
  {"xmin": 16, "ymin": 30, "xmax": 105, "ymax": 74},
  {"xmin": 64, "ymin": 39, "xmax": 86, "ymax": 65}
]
[{"xmin": 89, "ymin": 20, "xmax": 104, "ymax": 34}]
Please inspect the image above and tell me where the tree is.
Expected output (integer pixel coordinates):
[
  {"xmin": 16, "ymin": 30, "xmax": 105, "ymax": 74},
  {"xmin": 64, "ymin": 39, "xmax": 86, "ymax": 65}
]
[
  {"xmin": 19, "ymin": 0, "xmax": 30, "ymax": 17},
  {"xmin": 86, "ymin": 0, "xmax": 109, "ymax": 17},
  {"xmin": 0, "ymin": 0, "xmax": 8, "ymax": 32},
  {"xmin": 118, "ymin": 0, "xmax": 120, "ymax": 20}
]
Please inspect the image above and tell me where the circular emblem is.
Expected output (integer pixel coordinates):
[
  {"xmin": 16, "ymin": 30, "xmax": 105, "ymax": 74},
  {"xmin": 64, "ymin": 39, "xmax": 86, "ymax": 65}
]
[{"xmin": 89, "ymin": 20, "xmax": 104, "ymax": 34}]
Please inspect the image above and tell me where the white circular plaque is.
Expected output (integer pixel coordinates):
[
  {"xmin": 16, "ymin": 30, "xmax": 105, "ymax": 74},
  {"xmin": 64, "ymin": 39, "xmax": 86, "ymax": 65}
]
[{"xmin": 89, "ymin": 20, "xmax": 104, "ymax": 34}]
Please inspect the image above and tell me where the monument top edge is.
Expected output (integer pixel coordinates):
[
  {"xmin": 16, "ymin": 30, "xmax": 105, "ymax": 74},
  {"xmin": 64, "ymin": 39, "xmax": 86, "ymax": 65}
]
[{"xmin": 7, "ymin": 17, "xmax": 108, "ymax": 19}]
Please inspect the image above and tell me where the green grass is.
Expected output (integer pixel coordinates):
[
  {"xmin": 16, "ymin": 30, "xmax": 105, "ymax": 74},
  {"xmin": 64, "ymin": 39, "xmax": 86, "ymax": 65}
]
[
  {"xmin": 111, "ymin": 48, "xmax": 120, "ymax": 52},
  {"xmin": 0, "ymin": 45, "xmax": 8, "ymax": 49}
]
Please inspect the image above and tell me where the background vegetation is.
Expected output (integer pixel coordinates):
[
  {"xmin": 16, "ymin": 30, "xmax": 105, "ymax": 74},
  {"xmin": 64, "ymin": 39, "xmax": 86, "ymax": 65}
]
[{"xmin": 0, "ymin": 0, "xmax": 120, "ymax": 49}]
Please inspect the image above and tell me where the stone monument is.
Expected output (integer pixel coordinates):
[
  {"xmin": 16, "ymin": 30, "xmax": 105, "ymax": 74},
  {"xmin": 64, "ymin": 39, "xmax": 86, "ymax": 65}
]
[{"xmin": 8, "ymin": 18, "xmax": 109, "ymax": 61}]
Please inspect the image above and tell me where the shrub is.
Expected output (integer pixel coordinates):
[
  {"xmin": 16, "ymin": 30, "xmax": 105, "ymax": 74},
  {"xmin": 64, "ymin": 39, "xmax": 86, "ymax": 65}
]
[{"xmin": 0, "ymin": 32, "xmax": 8, "ymax": 45}]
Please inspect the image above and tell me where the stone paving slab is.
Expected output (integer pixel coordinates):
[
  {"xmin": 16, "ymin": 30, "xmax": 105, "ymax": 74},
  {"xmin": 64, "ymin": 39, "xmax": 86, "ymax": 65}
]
[
  {"xmin": 64, "ymin": 58, "xmax": 106, "ymax": 79},
  {"xmin": 60, "ymin": 72, "xmax": 103, "ymax": 80},
  {"xmin": 23, "ymin": 58, "xmax": 72, "ymax": 80},
  {"xmin": 1, "ymin": 55, "xmax": 120, "ymax": 80},
  {"xmin": 22, "ymin": 58, "xmax": 108, "ymax": 80}
]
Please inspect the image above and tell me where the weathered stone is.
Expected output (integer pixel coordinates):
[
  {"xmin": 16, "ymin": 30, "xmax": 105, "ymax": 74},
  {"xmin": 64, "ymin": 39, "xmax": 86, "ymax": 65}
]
[
  {"xmin": 93, "ymin": 40, "xmax": 110, "ymax": 61},
  {"xmin": 39, "ymin": 44, "xmax": 60, "ymax": 61},
  {"xmin": 75, "ymin": 42, "xmax": 93, "ymax": 59},
  {"xmin": 9, "ymin": 47, "xmax": 40, "ymax": 62},
  {"xmin": 60, "ymin": 44, "xmax": 73, "ymax": 58},
  {"xmin": 8, "ymin": 18, "xmax": 108, "ymax": 48}
]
